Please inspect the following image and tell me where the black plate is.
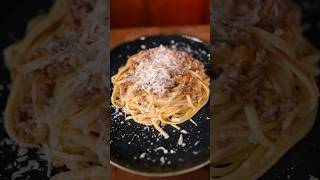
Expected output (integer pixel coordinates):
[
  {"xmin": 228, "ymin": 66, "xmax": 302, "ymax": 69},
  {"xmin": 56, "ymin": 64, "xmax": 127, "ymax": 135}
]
[{"xmin": 110, "ymin": 35, "xmax": 211, "ymax": 176}]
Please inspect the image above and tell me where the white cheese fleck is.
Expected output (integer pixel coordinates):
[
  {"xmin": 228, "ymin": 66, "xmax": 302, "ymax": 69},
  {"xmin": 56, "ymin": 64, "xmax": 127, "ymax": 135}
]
[
  {"xmin": 177, "ymin": 134, "xmax": 186, "ymax": 147},
  {"xmin": 154, "ymin": 147, "xmax": 168, "ymax": 154},
  {"xmin": 180, "ymin": 130, "xmax": 188, "ymax": 134},
  {"xmin": 160, "ymin": 157, "xmax": 165, "ymax": 165},
  {"xmin": 139, "ymin": 152, "xmax": 146, "ymax": 159},
  {"xmin": 309, "ymin": 175, "xmax": 319, "ymax": 180},
  {"xmin": 189, "ymin": 119, "xmax": 198, "ymax": 126}
]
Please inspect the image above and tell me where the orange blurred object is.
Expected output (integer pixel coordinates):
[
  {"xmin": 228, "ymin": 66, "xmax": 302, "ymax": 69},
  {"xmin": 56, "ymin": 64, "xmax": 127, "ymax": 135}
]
[{"xmin": 111, "ymin": 0, "xmax": 210, "ymax": 28}]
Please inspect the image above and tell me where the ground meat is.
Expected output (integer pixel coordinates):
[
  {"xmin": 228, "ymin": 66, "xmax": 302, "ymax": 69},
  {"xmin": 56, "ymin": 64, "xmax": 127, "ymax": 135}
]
[
  {"xmin": 217, "ymin": 51, "xmax": 268, "ymax": 105},
  {"xmin": 15, "ymin": 93, "xmax": 36, "ymax": 143},
  {"xmin": 259, "ymin": 94, "xmax": 297, "ymax": 120},
  {"xmin": 74, "ymin": 75, "xmax": 102, "ymax": 107},
  {"xmin": 278, "ymin": 99, "xmax": 297, "ymax": 120},
  {"xmin": 216, "ymin": 51, "xmax": 298, "ymax": 122},
  {"xmin": 181, "ymin": 75, "xmax": 196, "ymax": 95},
  {"xmin": 212, "ymin": 0, "xmax": 300, "ymax": 49},
  {"xmin": 64, "ymin": 0, "xmax": 96, "ymax": 29}
]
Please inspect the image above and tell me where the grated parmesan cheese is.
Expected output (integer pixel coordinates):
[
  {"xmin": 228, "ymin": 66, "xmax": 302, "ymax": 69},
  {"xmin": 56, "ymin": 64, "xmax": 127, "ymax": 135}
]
[
  {"xmin": 139, "ymin": 152, "xmax": 146, "ymax": 159},
  {"xmin": 154, "ymin": 147, "xmax": 168, "ymax": 154},
  {"xmin": 131, "ymin": 45, "xmax": 191, "ymax": 96},
  {"xmin": 176, "ymin": 134, "xmax": 186, "ymax": 147},
  {"xmin": 11, "ymin": 160, "xmax": 40, "ymax": 180},
  {"xmin": 189, "ymin": 119, "xmax": 198, "ymax": 126},
  {"xmin": 160, "ymin": 157, "xmax": 165, "ymax": 165},
  {"xmin": 180, "ymin": 130, "xmax": 188, "ymax": 134},
  {"xmin": 309, "ymin": 175, "xmax": 319, "ymax": 180}
]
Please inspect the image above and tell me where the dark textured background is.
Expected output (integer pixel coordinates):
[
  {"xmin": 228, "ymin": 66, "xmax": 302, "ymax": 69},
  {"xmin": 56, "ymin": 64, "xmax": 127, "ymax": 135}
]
[
  {"xmin": 0, "ymin": 1, "xmax": 57, "ymax": 179},
  {"xmin": 260, "ymin": 1, "xmax": 320, "ymax": 179}
]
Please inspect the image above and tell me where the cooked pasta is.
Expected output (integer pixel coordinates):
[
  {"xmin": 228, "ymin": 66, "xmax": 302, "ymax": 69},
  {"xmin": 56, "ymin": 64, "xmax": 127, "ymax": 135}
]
[
  {"xmin": 211, "ymin": 0, "xmax": 319, "ymax": 179},
  {"xmin": 4, "ymin": 0, "xmax": 108, "ymax": 179},
  {"xmin": 111, "ymin": 45, "xmax": 210, "ymax": 138}
]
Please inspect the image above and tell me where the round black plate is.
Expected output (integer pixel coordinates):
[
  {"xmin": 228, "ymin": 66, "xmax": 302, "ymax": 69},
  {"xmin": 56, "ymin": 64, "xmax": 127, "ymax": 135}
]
[{"xmin": 110, "ymin": 35, "xmax": 211, "ymax": 176}]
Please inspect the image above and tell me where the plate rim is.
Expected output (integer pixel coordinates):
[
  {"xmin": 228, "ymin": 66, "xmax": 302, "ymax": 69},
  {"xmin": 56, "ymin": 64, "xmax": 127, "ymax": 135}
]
[
  {"xmin": 110, "ymin": 159, "xmax": 210, "ymax": 177},
  {"xmin": 110, "ymin": 34, "xmax": 208, "ymax": 51}
]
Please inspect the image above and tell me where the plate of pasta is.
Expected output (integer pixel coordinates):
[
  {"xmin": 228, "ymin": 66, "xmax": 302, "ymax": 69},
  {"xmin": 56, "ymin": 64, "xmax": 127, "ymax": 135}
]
[{"xmin": 110, "ymin": 35, "xmax": 210, "ymax": 176}]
